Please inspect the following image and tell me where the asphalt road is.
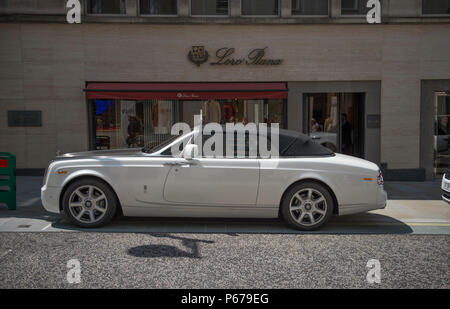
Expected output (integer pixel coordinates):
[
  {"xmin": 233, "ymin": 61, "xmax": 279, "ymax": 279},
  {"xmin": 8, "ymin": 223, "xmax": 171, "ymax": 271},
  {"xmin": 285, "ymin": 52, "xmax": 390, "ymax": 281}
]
[{"xmin": 0, "ymin": 232, "xmax": 448, "ymax": 289}]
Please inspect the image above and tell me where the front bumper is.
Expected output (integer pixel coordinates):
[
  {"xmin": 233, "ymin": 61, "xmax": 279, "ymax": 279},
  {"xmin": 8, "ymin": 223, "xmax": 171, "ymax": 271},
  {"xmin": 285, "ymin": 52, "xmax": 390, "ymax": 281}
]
[{"xmin": 41, "ymin": 185, "xmax": 62, "ymax": 213}]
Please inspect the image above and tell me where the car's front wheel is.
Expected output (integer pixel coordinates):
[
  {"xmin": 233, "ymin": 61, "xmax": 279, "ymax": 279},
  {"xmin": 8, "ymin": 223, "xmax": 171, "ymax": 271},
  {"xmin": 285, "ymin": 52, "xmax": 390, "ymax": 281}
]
[
  {"xmin": 62, "ymin": 178, "xmax": 117, "ymax": 228},
  {"xmin": 281, "ymin": 182, "xmax": 334, "ymax": 231}
]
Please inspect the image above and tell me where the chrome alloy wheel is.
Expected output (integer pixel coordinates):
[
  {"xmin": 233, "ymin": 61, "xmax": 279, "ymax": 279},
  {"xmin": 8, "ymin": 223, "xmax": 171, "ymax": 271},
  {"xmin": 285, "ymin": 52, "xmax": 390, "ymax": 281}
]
[
  {"xmin": 289, "ymin": 188, "xmax": 327, "ymax": 226},
  {"xmin": 68, "ymin": 185, "xmax": 108, "ymax": 224}
]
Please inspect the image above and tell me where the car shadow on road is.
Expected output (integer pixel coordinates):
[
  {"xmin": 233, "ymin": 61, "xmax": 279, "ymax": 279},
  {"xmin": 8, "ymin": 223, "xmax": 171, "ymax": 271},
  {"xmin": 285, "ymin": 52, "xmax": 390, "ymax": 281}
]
[
  {"xmin": 326, "ymin": 213, "xmax": 414, "ymax": 234},
  {"xmin": 127, "ymin": 233, "xmax": 215, "ymax": 259},
  {"xmin": 48, "ymin": 212, "xmax": 414, "ymax": 235}
]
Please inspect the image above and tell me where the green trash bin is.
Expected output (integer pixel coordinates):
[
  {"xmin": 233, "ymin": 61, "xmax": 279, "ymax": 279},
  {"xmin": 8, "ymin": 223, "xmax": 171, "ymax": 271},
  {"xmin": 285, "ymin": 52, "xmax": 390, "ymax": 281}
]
[{"xmin": 0, "ymin": 152, "xmax": 16, "ymax": 210}]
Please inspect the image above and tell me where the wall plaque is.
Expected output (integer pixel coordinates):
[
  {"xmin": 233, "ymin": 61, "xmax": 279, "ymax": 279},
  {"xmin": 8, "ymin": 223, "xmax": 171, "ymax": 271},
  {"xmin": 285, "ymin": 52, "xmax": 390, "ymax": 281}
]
[
  {"xmin": 367, "ymin": 114, "xmax": 380, "ymax": 128},
  {"xmin": 8, "ymin": 111, "xmax": 42, "ymax": 127}
]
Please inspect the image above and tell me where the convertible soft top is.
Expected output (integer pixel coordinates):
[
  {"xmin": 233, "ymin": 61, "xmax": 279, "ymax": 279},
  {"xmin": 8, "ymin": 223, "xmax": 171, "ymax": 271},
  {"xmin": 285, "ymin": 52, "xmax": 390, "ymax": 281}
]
[
  {"xmin": 275, "ymin": 128, "xmax": 334, "ymax": 157},
  {"xmin": 199, "ymin": 125, "xmax": 334, "ymax": 157}
]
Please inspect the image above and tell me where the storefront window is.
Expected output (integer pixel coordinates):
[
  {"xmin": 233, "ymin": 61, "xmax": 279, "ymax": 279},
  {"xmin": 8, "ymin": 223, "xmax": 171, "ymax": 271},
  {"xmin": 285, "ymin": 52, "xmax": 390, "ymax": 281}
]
[
  {"xmin": 93, "ymin": 99, "xmax": 285, "ymax": 150},
  {"xmin": 88, "ymin": 0, "xmax": 126, "ymax": 14},
  {"xmin": 182, "ymin": 99, "xmax": 284, "ymax": 127},
  {"xmin": 140, "ymin": 0, "xmax": 178, "ymax": 15},
  {"xmin": 306, "ymin": 93, "xmax": 364, "ymax": 157},
  {"xmin": 94, "ymin": 99, "xmax": 178, "ymax": 150},
  {"xmin": 341, "ymin": 0, "xmax": 370, "ymax": 15},
  {"xmin": 242, "ymin": 0, "xmax": 279, "ymax": 16},
  {"xmin": 422, "ymin": 0, "xmax": 450, "ymax": 14},
  {"xmin": 434, "ymin": 92, "xmax": 450, "ymax": 175},
  {"xmin": 292, "ymin": 0, "xmax": 329, "ymax": 15},
  {"xmin": 191, "ymin": 0, "xmax": 229, "ymax": 16}
]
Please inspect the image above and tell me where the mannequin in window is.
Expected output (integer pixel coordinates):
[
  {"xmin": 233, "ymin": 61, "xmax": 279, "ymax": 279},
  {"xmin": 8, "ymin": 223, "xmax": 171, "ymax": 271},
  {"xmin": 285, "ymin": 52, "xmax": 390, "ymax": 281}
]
[
  {"xmin": 151, "ymin": 101, "xmax": 158, "ymax": 132},
  {"xmin": 223, "ymin": 103, "xmax": 234, "ymax": 123},
  {"xmin": 203, "ymin": 99, "xmax": 221, "ymax": 123}
]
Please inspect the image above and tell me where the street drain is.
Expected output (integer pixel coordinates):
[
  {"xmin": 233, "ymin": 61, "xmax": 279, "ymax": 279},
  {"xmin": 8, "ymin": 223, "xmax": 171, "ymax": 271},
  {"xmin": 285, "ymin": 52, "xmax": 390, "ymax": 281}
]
[{"xmin": 17, "ymin": 224, "xmax": 31, "ymax": 228}]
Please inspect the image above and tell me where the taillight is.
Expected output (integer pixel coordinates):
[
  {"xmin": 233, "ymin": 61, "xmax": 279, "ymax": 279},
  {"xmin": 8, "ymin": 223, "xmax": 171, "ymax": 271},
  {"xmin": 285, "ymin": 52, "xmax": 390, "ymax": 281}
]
[{"xmin": 377, "ymin": 170, "xmax": 384, "ymax": 185}]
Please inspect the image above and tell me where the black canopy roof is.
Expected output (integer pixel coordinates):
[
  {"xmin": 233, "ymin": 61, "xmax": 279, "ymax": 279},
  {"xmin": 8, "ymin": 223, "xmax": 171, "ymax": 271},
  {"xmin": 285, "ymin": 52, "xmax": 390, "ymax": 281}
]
[
  {"xmin": 275, "ymin": 128, "xmax": 334, "ymax": 157},
  {"xmin": 199, "ymin": 126, "xmax": 334, "ymax": 157}
]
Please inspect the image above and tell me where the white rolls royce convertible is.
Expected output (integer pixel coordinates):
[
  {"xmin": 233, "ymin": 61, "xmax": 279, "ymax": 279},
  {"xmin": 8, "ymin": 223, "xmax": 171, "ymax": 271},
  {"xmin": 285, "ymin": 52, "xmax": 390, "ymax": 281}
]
[{"xmin": 41, "ymin": 127, "xmax": 387, "ymax": 230}]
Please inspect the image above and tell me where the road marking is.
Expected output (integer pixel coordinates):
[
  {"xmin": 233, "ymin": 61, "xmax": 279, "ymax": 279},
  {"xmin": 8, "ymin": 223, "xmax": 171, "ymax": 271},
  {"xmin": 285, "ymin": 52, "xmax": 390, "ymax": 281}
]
[
  {"xmin": 406, "ymin": 222, "xmax": 450, "ymax": 227},
  {"xmin": 41, "ymin": 223, "xmax": 52, "ymax": 231},
  {"xmin": 329, "ymin": 222, "xmax": 450, "ymax": 227}
]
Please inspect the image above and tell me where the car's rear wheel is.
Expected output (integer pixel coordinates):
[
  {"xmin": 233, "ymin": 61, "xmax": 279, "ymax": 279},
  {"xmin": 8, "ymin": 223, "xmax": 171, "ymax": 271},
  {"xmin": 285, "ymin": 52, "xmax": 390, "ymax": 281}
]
[
  {"xmin": 62, "ymin": 178, "xmax": 117, "ymax": 228},
  {"xmin": 281, "ymin": 182, "xmax": 334, "ymax": 231}
]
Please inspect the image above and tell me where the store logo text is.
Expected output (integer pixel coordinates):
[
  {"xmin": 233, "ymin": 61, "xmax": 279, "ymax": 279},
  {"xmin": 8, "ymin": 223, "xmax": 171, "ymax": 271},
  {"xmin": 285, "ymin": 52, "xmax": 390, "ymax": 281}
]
[{"xmin": 188, "ymin": 46, "xmax": 283, "ymax": 67}]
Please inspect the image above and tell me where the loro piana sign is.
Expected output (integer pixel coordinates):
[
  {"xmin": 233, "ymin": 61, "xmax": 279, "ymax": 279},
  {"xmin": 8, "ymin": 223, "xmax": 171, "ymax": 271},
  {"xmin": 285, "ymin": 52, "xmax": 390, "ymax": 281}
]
[{"xmin": 188, "ymin": 46, "xmax": 283, "ymax": 67}]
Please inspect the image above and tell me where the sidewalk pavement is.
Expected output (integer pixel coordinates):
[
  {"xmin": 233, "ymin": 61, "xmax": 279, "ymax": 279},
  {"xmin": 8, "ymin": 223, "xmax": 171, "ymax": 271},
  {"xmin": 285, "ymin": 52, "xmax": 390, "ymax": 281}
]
[{"xmin": 0, "ymin": 176, "xmax": 448, "ymax": 234}]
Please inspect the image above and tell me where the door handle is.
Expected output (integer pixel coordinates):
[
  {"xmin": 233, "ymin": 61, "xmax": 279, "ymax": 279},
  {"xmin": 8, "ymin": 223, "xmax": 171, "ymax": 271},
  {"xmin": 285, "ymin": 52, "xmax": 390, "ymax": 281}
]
[
  {"xmin": 163, "ymin": 162, "xmax": 183, "ymax": 166},
  {"xmin": 163, "ymin": 161, "xmax": 197, "ymax": 166}
]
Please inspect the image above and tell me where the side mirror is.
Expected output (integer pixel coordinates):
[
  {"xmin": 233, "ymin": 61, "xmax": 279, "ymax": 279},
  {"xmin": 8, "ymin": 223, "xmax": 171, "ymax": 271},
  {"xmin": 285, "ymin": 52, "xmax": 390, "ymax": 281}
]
[{"xmin": 183, "ymin": 144, "xmax": 198, "ymax": 160}]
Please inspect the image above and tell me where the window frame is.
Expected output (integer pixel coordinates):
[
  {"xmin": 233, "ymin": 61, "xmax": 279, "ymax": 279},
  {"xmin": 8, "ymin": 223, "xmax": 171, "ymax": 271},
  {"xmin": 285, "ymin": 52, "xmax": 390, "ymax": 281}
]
[
  {"xmin": 138, "ymin": 0, "xmax": 179, "ymax": 17},
  {"xmin": 240, "ymin": 0, "xmax": 281, "ymax": 17},
  {"xmin": 340, "ymin": 0, "xmax": 369, "ymax": 17},
  {"xmin": 291, "ymin": 0, "xmax": 330, "ymax": 17},
  {"xmin": 85, "ymin": 0, "xmax": 127, "ymax": 16},
  {"xmin": 189, "ymin": 0, "xmax": 230, "ymax": 17},
  {"xmin": 421, "ymin": 0, "xmax": 450, "ymax": 16}
]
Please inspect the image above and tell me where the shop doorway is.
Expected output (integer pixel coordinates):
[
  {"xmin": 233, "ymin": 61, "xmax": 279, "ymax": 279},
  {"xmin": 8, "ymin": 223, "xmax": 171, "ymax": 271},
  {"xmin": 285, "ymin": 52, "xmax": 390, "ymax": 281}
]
[
  {"xmin": 305, "ymin": 93, "xmax": 365, "ymax": 158},
  {"xmin": 434, "ymin": 91, "xmax": 450, "ymax": 175}
]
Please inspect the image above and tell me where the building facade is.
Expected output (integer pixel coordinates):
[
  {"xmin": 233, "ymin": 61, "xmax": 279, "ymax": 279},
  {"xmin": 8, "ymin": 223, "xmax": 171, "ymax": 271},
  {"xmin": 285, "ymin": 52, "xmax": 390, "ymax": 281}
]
[{"xmin": 0, "ymin": 0, "xmax": 449, "ymax": 180}]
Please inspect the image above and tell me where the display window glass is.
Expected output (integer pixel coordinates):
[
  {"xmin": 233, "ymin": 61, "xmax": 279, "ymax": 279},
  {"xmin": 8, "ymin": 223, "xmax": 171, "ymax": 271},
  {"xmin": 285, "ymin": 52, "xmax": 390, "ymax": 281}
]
[{"xmin": 92, "ymin": 99, "xmax": 285, "ymax": 150}]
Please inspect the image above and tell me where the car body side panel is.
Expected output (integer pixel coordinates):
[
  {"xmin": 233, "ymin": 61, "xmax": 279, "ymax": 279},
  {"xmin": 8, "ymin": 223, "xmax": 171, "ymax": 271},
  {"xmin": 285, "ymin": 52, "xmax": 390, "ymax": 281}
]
[
  {"xmin": 163, "ymin": 158, "xmax": 259, "ymax": 206},
  {"xmin": 122, "ymin": 205, "xmax": 279, "ymax": 218},
  {"xmin": 42, "ymin": 151, "xmax": 386, "ymax": 218},
  {"xmin": 257, "ymin": 154, "xmax": 381, "ymax": 215}
]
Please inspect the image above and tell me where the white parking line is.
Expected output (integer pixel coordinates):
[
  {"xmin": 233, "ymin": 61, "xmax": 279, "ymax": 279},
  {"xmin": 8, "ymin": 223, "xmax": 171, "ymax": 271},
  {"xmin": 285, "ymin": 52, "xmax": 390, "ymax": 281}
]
[{"xmin": 41, "ymin": 223, "xmax": 52, "ymax": 231}]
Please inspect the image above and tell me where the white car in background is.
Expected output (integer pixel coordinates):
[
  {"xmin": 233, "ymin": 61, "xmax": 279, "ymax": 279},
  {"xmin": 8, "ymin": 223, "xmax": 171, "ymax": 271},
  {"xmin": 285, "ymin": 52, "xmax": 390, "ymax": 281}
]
[
  {"xmin": 310, "ymin": 132, "xmax": 338, "ymax": 152},
  {"xmin": 441, "ymin": 167, "xmax": 450, "ymax": 204},
  {"xmin": 41, "ymin": 127, "xmax": 387, "ymax": 231}
]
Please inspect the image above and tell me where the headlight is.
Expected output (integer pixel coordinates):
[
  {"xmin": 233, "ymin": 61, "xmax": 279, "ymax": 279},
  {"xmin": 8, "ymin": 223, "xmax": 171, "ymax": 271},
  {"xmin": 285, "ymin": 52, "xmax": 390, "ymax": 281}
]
[{"xmin": 377, "ymin": 170, "xmax": 384, "ymax": 186}]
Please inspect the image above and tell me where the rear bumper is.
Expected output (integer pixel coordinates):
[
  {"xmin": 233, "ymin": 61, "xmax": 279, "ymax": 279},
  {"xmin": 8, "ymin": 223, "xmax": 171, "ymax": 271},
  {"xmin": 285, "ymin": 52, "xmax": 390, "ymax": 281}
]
[
  {"xmin": 377, "ymin": 186, "xmax": 388, "ymax": 209},
  {"xmin": 339, "ymin": 186, "xmax": 387, "ymax": 216},
  {"xmin": 41, "ymin": 185, "xmax": 62, "ymax": 213}
]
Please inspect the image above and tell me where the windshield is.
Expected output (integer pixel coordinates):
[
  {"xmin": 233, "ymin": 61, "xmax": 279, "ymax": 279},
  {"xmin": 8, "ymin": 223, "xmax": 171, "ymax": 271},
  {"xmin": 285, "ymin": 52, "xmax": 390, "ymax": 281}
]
[{"xmin": 142, "ymin": 134, "xmax": 182, "ymax": 154}]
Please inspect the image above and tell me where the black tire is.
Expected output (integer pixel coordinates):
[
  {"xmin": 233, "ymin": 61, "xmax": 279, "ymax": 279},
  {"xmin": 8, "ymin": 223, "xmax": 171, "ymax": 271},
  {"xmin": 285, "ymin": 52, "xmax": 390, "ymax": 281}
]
[
  {"xmin": 281, "ymin": 181, "xmax": 334, "ymax": 231},
  {"xmin": 62, "ymin": 178, "xmax": 117, "ymax": 228}
]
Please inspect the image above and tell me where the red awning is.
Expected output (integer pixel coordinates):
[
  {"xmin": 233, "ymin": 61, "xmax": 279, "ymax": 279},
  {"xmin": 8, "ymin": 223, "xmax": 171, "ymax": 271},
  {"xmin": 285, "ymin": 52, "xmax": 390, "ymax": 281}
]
[{"xmin": 84, "ymin": 82, "xmax": 287, "ymax": 100}]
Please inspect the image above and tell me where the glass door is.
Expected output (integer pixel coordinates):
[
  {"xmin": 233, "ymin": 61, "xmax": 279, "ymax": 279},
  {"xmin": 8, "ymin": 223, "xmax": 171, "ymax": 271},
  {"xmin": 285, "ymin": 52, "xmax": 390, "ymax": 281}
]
[
  {"xmin": 434, "ymin": 91, "xmax": 450, "ymax": 175},
  {"xmin": 305, "ymin": 92, "xmax": 364, "ymax": 157}
]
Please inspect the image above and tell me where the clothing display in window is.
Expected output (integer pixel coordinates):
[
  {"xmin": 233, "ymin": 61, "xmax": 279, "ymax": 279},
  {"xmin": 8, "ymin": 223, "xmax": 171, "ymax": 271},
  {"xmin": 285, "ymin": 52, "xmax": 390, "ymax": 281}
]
[{"xmin": 203, "ymin": 99, "xmax": 221, "ymax": 123}]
